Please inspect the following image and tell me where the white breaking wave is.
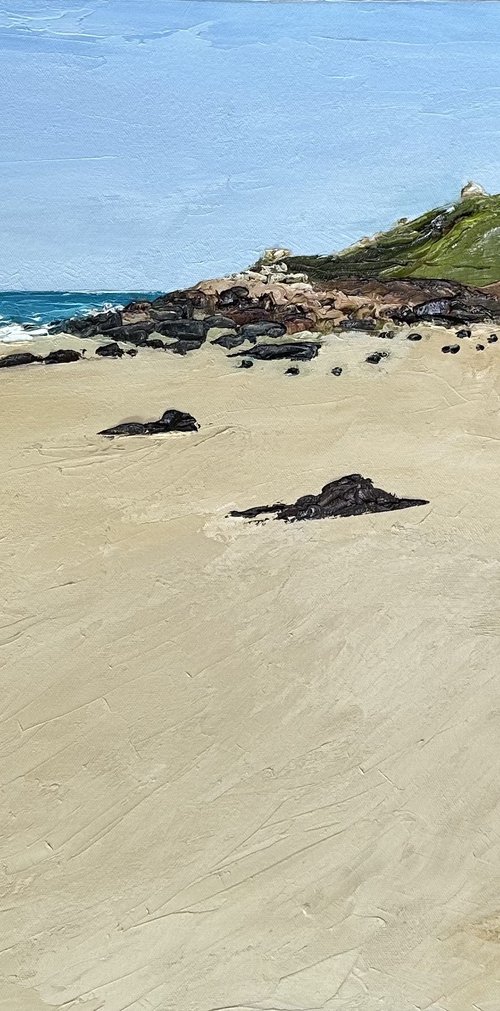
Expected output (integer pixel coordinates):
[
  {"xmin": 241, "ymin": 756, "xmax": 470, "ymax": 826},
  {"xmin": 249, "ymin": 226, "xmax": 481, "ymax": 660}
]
[{"xmin": 0, "ymin": 322, "xmax": 49, "ymax": 343}]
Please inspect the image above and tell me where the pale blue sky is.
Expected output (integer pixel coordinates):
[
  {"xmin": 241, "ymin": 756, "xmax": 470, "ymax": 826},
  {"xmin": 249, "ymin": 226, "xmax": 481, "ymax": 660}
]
[{"xmin": 1, "ymin": 1, "xmax": 500, "ymax": 290}]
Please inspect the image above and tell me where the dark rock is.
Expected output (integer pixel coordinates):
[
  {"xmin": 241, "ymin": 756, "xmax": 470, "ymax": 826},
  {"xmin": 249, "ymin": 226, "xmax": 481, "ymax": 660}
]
[
  {"xmin": 0, "ymin": 351, "xmax": 43, "ymax": 368},
  {"xmin": 230, "ymin": 342, "xmax": 320, "ymax": 362},
  {"xmin": 144, "ymin": 338, "xmax": 165, "ymax": 349},
  {"xmin": 227, "ymin": 308, "xmax": 273, "ymax": 327},
  {"xmin": 488, "ymin": 334, "xmax": 498, "ymax": 343},
  {"xmin": 99, "ymin": 408, "xmax": 199, "ymax": 437},
  {"xmin": 168, "ymin": 339, "xmax": 205, "ymax": 356},
  {"xmin": 456, "ymin": 328, "xmax": 471, "ymax": 338},
  {"xmin": 442, "ymin": 346, "xmax": 451, "ymax": 353},
  {"xmin": 365, "ymin": 351, "xmax": 389, "ymax": 364},
  {"xmin": 126, "ymin": 349, "xmax": 138, "ymax": 357},
  {"xmin": 96, "ymin": 342, "xmax": 124, "ymax": 358},
  {"xmin": 240, "ymin": 322, "xmax": 287, "ymax": 340},
  {"xmin": 390, "ymin": 297, "xmax": 499, "ymax": 327},
  {"xmin": 378, "ymin": 330, "xmax": 395, "ymax": 339},
  {"xmin": 476, "ymin": 344, "xmax": 485, "ymax": 351},
  {"xmin": 338, "ymin": 318, "xmax": 377, "ymax": 332},
  {"xmin": 449, "ymin": 344, "xmax": 460, "ymax": 354},
  {"xmin": 285, "ymin": 366, "xmax": 300, "ymax": 375},
  {"xmin": 238, "ymin": 359, "xmax": 253, "ymax": 369},
  {"xmin": 229, "ymin": 473, "xmax": 428, "ymax": 523},
  {"xmin": 44, "ymin": 349, "xmax": 81, "ymax": 365},
  {"xmin": 151, "ymin": 294, "xmax": 197, "ymax": 318},
  {"xmin": 105, "ymin": 322, "xmax": 155, "ymax": 346},
  {"xmin": 211, "ymin": 333, "xmax": 246, "ymax": 350},
  {"xmin": 149, "ymin": 309, "xmax": 181, "ymax": 322},
  {"xmin": 218, "ymin": 285, "xmax": 250, "ymax": 307},
  {"xmin": 202, "ymin": 315, "xmax": 238, "ymax": 333},
  {"xmin": 331, "ymin": 366, "xmax": 343, "ymax": 376},
  {"xmin": 54, "ymin": 310, "xmax": 122, "ymax": 339},
  {"xmin": 407, "ymin": 332, "xmax": 422, "ymax": 341},
  {"xmin": 153, "ymin": 320, "xmax": 205, "ymax": 339}
]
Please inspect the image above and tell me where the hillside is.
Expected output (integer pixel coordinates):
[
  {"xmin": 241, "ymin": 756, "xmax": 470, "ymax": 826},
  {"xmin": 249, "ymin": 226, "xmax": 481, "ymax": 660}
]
[{"xmin": 285, "ymin": 191, "xmax": 500, "ymax": 287}]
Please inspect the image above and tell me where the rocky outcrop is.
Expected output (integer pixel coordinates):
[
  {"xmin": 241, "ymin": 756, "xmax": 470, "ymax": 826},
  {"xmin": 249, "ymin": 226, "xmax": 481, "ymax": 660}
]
[
  {"xmin": 99, "ymin": 409, "xmax": 199, "ymax": 438},
  {"xmin": 230, "ymin": 474, "xmax": 428, "ymax": 523}
]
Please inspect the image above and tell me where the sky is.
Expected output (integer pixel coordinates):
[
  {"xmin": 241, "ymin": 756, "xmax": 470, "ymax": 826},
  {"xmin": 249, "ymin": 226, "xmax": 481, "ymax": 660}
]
[{"xmin": 1, "ymin": 1, "xmax": 500, "ymax": 290}]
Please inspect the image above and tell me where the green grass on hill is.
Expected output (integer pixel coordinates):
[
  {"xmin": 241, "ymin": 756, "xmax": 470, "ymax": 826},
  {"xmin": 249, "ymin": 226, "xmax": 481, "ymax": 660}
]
[{"xmin": 285, "ymin": 194, "xmax": 500, "ymax": 287}]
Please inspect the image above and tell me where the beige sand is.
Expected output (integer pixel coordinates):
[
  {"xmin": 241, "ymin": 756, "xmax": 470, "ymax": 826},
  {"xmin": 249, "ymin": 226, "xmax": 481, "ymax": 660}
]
[{"xmin": 0, "ymin": 327, "xmax": 499, "ymax": 1011}]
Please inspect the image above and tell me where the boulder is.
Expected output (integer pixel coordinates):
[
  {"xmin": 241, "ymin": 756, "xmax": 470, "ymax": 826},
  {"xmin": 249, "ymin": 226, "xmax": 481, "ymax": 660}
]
[
  {"xmin": 96, "ymin": 342, "xmax": 124, "ymax": 358},
  {"xmin": 230, "ymin": 342, "xmax": 320, "ymax": 362},
  {"xmin": 153, "ymin": 320, "xmax": 205, "ymax": 339},
  {"xmin": 0, "ymin": 351, "xmax": 43, "ymax": 368},
  {"xmin": 211, "ymin": 333, "xmax": 246, "ymax": 350},
  {"xmin": 229, "ymin": 473, "xmax": 428, "ymax": 523},
  {"xmin": 44, "ymin": 349, "xmax": 81, "ymax": 365},
  {"xmin": 240, "ymin": 321, "xmax": 287, "ymax": 340},
  {"xmin": 99, "ymin": 408, "xmax": 199, "ymax": 437}
]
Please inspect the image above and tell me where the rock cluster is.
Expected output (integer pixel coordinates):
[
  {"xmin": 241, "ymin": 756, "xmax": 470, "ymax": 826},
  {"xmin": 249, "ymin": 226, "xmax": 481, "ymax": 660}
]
[{"xmin": 230, "ymin": 474, "xmax": 429, "ymax": 523}]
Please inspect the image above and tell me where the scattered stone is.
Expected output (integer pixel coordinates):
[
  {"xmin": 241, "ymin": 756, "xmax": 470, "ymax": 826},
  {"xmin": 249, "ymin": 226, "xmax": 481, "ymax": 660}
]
[
  {"xmin": 456, "ymin": 328, "xmax": 471, "ymax": 338},
  {"xmin": 442, "ymin": 346, "xmax": 451, "ymax": 353},
  {"xmin": 44, "ymin": 349, "xmax": 81, "ymax": 365},
  {"xmin": 331, "ymin": 366, "xmax": 343, "ymax": 376},
  {"xmin": 96, "ymin": 342, "xmax": 124, "ymax": 358},
  {"xmin": 230, "ymin": 342, "xmax": 320, "ymax": 362},
  {"xmin": 0, "ymin": 351, "xmax": 43, "ymax": 368},
  {"xmin": 229, "ymin": 473, "xmax": 428, "ymax": 523},
  {"xmin": 366, "ymin": 351, "xmax": 389, "ymax": 364},
  {"xmin": 407, "ymin": 332, "xmax": 422, "ymax": 341},
  {"xmin": 476, "ymin": 344, "xmax": 485, "ymax": 351},
  {"xmin": 449, "ymin": 344, "xmax": 460, "ymax": 354},
  {"xmin": 238, "ymin": 359, "xmax": 253, "ymax": 369},
  {"xmin": 126, "ymin": 349, "xmax": 138, "ymax": 357},
  {"xmin": 285, "ymin": 366, "xmax": 300, "ymax": 375},
  {"xmin": 99, "ymin": 408, "xmax": 199, "ymax": 437},
  {"xmin": 378, "ymin": 330, "xmax": 394, "ymax": 339},
  {"xmin": 488, "ymin": 334, "xmax": 498, "ymax": 343}
]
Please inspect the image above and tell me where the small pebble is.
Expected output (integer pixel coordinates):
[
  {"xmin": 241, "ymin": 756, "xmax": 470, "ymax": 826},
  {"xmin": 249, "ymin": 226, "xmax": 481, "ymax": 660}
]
[
  {"xmin": 378, "ymin": 331, "xmax": 394, "ymax": 339},
  {"xmin": 239, "ymin": 359, "xmax": 253, "ymax": 369},
  {"xmin": 488, "ymin": 334, "xmax": 498, "ymax": 343},
  {"xmin": 285, "ymin": 366, "xmax": 299, "ymax": 375},
  {"xmin": 456, "ymin": 328, "xmax": 471, "ymax": 339},
  {"xmin": 442, "ymin": 346, "xmax": 451, "ymax": 354},
  {"xmin": 126, "ymin": 348, "xmax": 138, "ymax": 357},
  {"xmin": 407, "ymin": 332, "xmax": 422, "ymax": 342},
  {"xmin": 331, "ymin": 366, "xmax": 343, "ymax": 376},
  {"xmin": 449, "ymin": 344, "xmax": 460, "ymax": 354},
  {"xmin": 476, "ymin": 344, "xmax": 485, "ymax": 351}
]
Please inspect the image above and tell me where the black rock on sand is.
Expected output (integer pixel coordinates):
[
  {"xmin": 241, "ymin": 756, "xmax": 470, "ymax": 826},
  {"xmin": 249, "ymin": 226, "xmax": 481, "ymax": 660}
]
[
  {"xmin": 230, "ymin": 342, "xmax": 320, "ymax": 362},
  {"xmin": 99, "ymin": 409, "xmax": 199, "ymax": 438},
  {"xmin": 230, "ymin": 473, "xmax": 428, "ymax": 523}
]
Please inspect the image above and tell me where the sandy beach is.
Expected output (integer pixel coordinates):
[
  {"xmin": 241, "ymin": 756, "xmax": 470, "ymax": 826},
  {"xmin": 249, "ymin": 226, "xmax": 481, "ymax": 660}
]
[{"xmin": 1, "ymin": 327, "xmax": 499, "ymax": 1010}]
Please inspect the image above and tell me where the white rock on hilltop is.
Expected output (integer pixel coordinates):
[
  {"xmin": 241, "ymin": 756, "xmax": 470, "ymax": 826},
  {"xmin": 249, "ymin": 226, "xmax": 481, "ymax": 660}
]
[{"xmin": 460, "ymin": 180, "xmax": 488, "ymax": 200}]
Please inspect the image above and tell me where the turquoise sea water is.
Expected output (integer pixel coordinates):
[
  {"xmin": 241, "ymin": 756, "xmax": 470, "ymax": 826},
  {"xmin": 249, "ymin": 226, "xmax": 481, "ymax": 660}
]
[{"xmin": 0, "ymin": 291, "xmax": 161, "ymax": 342}]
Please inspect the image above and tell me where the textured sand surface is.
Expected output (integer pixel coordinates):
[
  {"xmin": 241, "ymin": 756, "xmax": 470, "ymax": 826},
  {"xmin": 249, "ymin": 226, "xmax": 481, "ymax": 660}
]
[{"xmin": 1, "ymin": 329, "xmax": 499, "ymax": 1010}]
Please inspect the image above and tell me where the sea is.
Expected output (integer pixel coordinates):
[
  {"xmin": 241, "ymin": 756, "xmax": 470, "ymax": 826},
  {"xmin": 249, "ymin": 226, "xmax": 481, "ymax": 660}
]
[{"xmin": 0, "ymin": 290, "xmax": 162, "ymax": 343}]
